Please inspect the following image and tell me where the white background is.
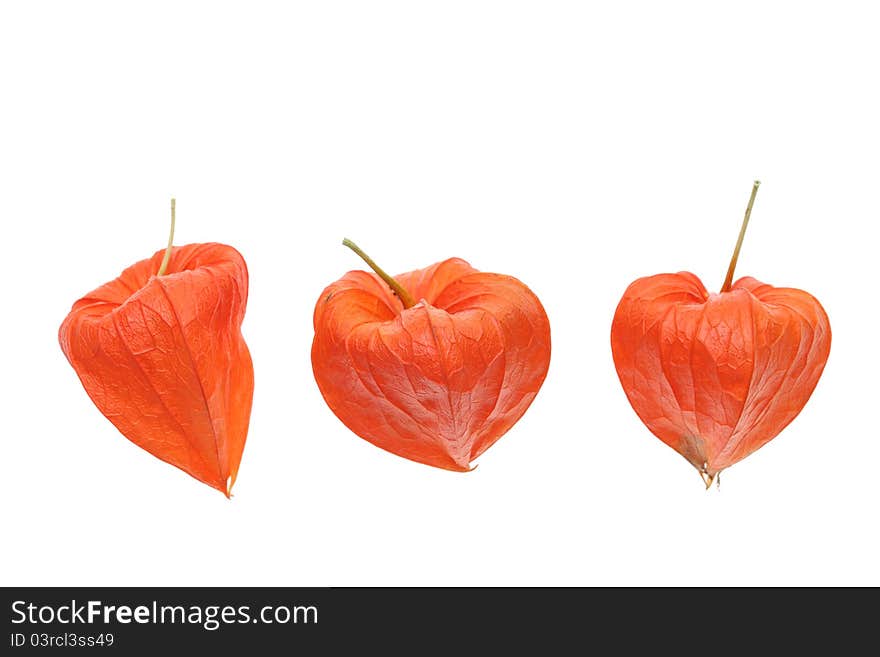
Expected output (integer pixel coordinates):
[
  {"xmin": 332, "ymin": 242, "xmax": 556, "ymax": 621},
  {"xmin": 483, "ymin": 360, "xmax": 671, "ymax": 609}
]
[{"xmin": 2, "ymin": 1, "xmax": 877, "ymax": 586}]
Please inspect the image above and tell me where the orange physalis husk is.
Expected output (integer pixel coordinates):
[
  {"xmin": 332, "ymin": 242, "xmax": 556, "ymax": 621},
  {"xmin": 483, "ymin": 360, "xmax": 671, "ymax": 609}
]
[
  {"xmin": 610, "ymin": 182, "xmax": 831, "ymax": 486},
  {"xmin": 59, "ymin": 241, "xmax": 254, "ymax": 496},
  {"xmin": 312, "ymin": 245, "xmax": 551, "ymax": 471}
]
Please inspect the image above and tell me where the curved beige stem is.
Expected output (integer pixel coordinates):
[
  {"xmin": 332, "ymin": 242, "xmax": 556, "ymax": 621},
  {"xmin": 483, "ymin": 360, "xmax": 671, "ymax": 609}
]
[
  {"xmin": 342, "ymin": 238, "xmax": 415, "ymax": 309},
  {"xmin": 157, "ymin": 198, "xmax": 176, "ymax": 277}
]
